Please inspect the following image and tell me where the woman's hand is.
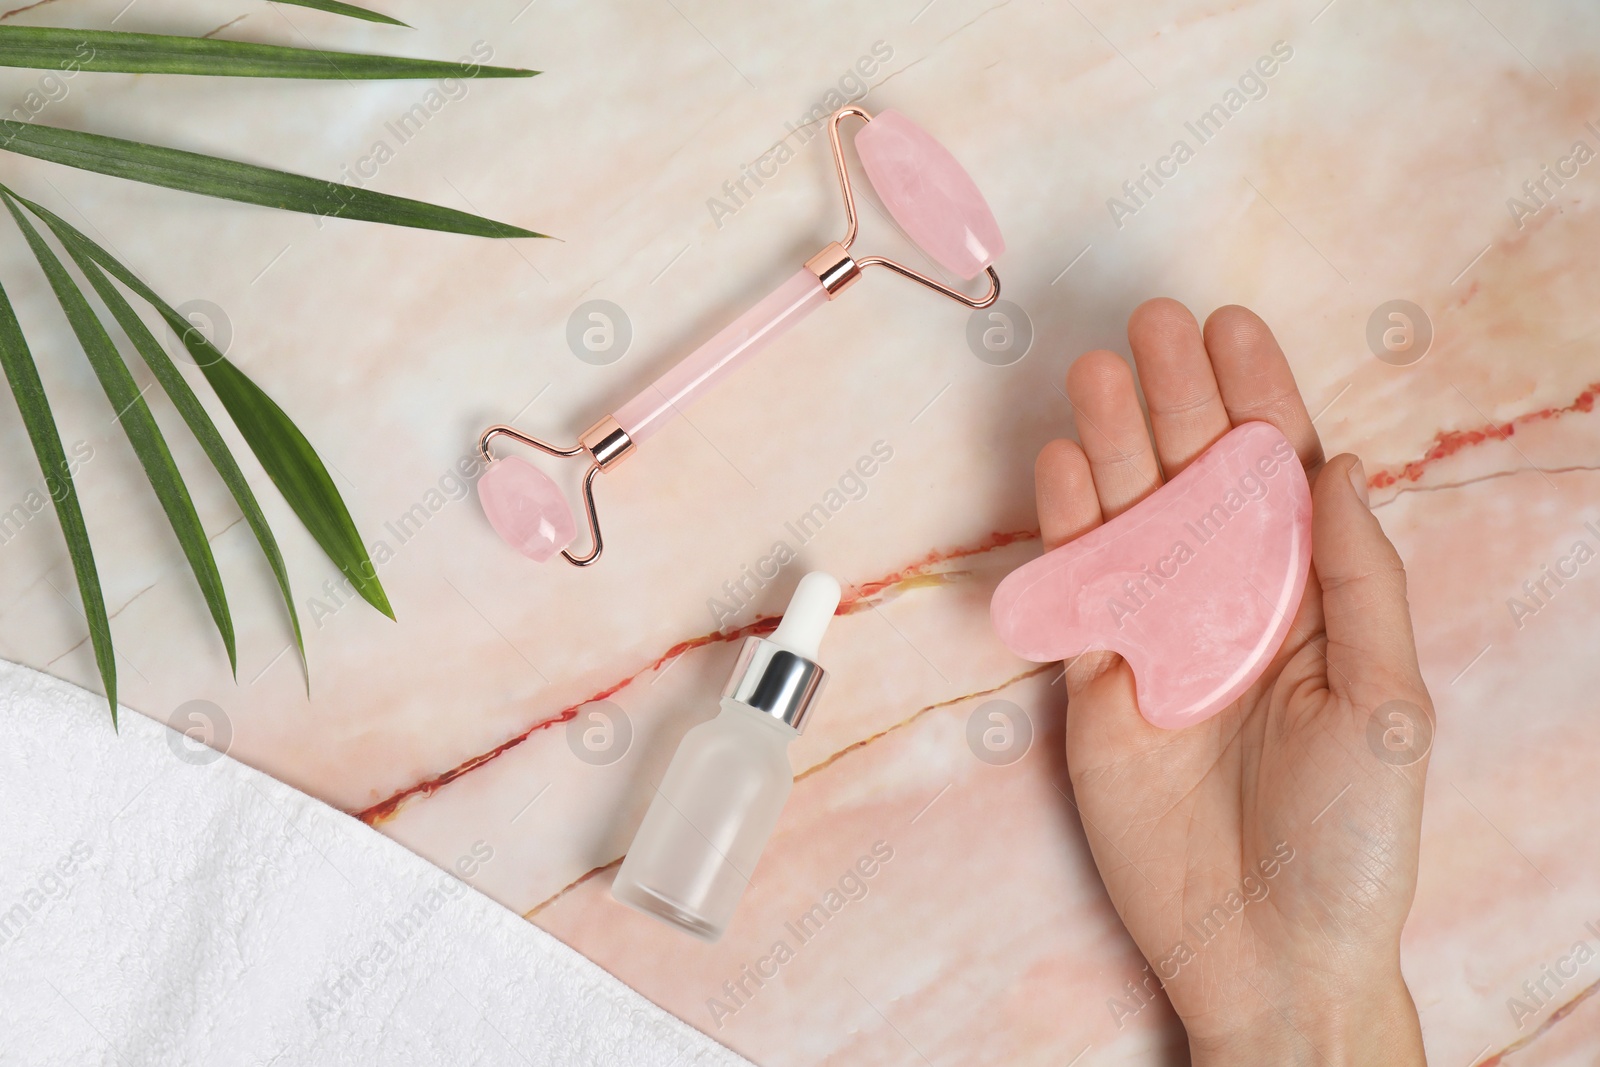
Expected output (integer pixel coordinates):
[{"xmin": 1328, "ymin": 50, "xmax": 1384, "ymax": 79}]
[{"xmin": 1037, "ymin": 299, "xmax": 1433, "ymax": 1065}]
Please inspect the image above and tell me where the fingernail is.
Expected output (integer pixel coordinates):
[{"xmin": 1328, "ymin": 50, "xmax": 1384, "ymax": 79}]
[{"xmin": 1348, "ymin": 459, "xmax": 1370, "ymax": 507}]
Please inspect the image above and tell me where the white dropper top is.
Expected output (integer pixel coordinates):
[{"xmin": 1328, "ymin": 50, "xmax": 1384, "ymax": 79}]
[{"xmin": 767, "ymin": 572, "xmax": 842, "ymax": 661}]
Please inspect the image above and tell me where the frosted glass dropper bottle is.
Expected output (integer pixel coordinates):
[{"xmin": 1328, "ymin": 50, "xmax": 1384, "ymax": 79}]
[{"xmin": 612, "ymin": 571, "xmax": 841, "ymax": 941}]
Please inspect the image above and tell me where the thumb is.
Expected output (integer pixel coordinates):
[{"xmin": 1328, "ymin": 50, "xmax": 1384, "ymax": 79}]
[{"xmin": 1310, "ymin": 454, "xmax": 1430, "ymax": 711}]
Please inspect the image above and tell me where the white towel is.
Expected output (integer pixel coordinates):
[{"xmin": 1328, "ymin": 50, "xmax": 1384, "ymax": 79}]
[{"xmin": 0, "ymin": 658, "xmax": 750, "ymax": 1067}]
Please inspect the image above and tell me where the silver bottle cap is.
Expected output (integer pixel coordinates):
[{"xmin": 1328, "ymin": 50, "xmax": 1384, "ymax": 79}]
[
  {"xmin": 722, "ymin": 572, "xmax": 840, "ymax": 732},
  {"xmin": 722, "ymin": 636, "xmax": 828, "ymax": 732}
]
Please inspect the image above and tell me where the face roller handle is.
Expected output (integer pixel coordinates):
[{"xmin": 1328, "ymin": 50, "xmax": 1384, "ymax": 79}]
[{"xmin": 612, "ymin": 268, "xmax": 830, "ymax": 443}]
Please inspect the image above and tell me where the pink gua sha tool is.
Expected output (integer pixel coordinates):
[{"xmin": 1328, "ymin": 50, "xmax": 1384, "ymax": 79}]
[
  {"xmin": 990, "ymin": 422, "xmax": 1314, "ymax": 731},
  {"xmin": 476, "ymin": 105, "xmax": 1004, "ymax": 566}
]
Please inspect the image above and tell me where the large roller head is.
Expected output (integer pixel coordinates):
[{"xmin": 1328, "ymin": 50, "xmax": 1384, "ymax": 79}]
[{"xmin": 853, "ymin": 109, "xmax": 1005, "ymax": 281}]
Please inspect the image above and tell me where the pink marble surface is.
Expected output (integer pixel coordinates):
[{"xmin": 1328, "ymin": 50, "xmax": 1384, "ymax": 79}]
[{"xmin": 0, "ymin": 0, "xmax": 1596, "ymax": 1063}]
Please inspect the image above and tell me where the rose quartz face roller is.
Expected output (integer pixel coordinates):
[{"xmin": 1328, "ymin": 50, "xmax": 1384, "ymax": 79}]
[
  {"xmin": 477, "ymin": 105, "xmax": 1004, "ymax": 565},
  {"xmin": 990, "ymin": 423, "xmax": 1314, "ymax": 730}
]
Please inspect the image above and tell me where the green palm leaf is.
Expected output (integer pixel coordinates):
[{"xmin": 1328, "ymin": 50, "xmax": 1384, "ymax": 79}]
[
  {"xmin": 271, "ymin": 0, "xmax": 410, "ymax": 27},
  {"xmin": 15, "ymin": 195, "xmax": 395, "ymax": 624},
  {"xmin": 0, "ymin": 120, "xmax": 542, "ymax": 238},
  {"xmin": 0, "ymin": 274, "xmax": 116, "ymax": 722},
  {"xmin": 2, "ymin": 191, "xmax": 237, "ymax": 674},
  {"xmin": 0, "ymin": 8, "xmax": 535, "ymax": 719},
  {"xmin": 0, "ymin": 28, "xmax": 536, "ymax": 79},
  {"xmin": 28, "ymin": 199, "xmax": 309, "ymax": 683},
  {"xmin": 195, "ymin": 352, "xmax": 394, "ymax": 620}
]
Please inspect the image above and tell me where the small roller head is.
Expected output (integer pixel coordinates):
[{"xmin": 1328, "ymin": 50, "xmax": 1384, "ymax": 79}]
[{"xmin": 478, "ymin": 456, "xmax": 577, "ymax": 562}]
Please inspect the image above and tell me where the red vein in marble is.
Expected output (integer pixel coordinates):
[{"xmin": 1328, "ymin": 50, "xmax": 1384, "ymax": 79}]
[
  {"xmin": 1473, "ymin": 975, "xmax": 1600, "ymax": 1066},
  {"xmin": 794, "ymin": 661, "xmax": 1056, "ymax": 784},
  {"xmin": 1368, "ymin": 381, "xmax": 1599, "ymax": 490},
  {"xmin": 522, "ymin": 661, "xmax": 1055, "ymax": 920},
  {"xmin": 523, "ymin": 858, "xmax": 620, "ymax": 920},
  {"xmin": 0, "ymin": 0, "xmax": 62, "ymax": 21},
  {"xmin": 354, "ymin": 385, "xmax": 1600, "ymax": 826},
  {"xmin": 355, "ymin": 528, "xmax": 1038, "ymax": 826}
]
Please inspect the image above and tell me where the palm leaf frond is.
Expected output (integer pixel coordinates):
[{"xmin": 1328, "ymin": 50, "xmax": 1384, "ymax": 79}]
[
  {"xmin": 18, "ymin": 198, "xmax": 394, "ymax": 621},
  {"xmin": 32, "ymin": 202, "xmax": 309, "ymax": 683},
  {"xmin": 270, "ymin": 0, "xmax": 410, "ymax": 27},
  {"xmin": 0, "ymin": 273, "xmax": 117, "ymax": 721},
  {"xmin": 0, "ymin": 7, "xmax": 534, "ymax": 717},
  {"xmin": 0, "ymin": 120, "xmax": 542, "ymax": 238},
  {"xmin": 0, "ymin": 28, "xmax": 537, "ymax": 80},
  {"xmin": 2, "ymin": 190, "xmax": 237, "ymax": 673},
  {"xmin": 194, "ymin": 351, "xmax": 394, "ymax": 620}
]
